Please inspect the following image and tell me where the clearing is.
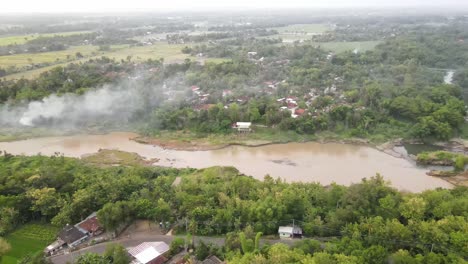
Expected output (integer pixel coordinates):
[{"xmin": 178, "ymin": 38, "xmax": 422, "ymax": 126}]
[
  {"xmin": 0, "ymin": 31, "xmax": 92, "ymax": 46},
  {"xmin": 0, "ymin": 45, "xmax": 100, "ymax": 68},
  {"xmin": 272, "ymin": 24, "xmax": 331, "ymax": 34},
  {"xmin": 1, "ymin": 223, "xmax": 58, "ymax": 264}
]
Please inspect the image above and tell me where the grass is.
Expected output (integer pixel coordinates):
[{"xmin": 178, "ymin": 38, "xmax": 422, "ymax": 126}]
[
  {"xmin": 3, "ymin": 43, "xmax": 228, "ymax": 80},
  {"xmin": 0, "ymin": 31, "xmax": 91, "ymax": 46},
  {"xmin": 98, "ymin": 43, "xmax": 189, "ymax": 62},
  {"xmin": 201, "ymin": 57, "xmax": 232, "ymax": 64},
  {"xmin": 265, "ymin": 24, "xmax": 331, "ymax": 44},
  {"xmin": 141, "ymin": 125, "xmax": 402, "ymax": 151},
  {"xmin": 272, "ymin": 24, "xmax": 330, "ymax": 34},
  {"xmin": 82, "ymin": 149, "xmax": 158, "ymax": 166},
  {"xmin": 261, "ymin": 30, "xmax": 381, "ymax": 53},
  {"xmin": 1, "ymin": 223, "xmax": 58, "ymax": 264},
  {"xmin": 144, "ymin": 128, "xmax": 319, "ymax": 148},
  {"xmin": 0, "ymin": 45, "xmax": 99, "ymax": 68}
]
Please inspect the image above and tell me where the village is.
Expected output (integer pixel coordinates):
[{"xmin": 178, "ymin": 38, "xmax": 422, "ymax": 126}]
[
  {"xmin": 183, "ymin": 51, "xmax": 360, "ymax": 123},
  {"xmin": 44, "ymin": 214, "xmax": 305, "ymax": 264}
]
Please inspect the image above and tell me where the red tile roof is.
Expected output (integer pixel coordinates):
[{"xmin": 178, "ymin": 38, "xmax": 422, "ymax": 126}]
[
  {"xmin": 295, "ymin": 108, "xmax": 306, "ymax": 115},
  {"xmin": 78, "ymin": 216, "xmax": 101, "ymax": 233}
]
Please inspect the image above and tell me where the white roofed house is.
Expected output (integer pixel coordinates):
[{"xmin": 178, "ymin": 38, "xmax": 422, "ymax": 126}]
[
  {"xmin": 128, "ymin": 241, "xmax": 170, "ymax": 264},
  {"xmin": 232, "ymin": 122, "xmax": 252, "ymax": 133},
  {"xmin": 278, "ymin": 226, "xmax": 303, "ymax": 239}
]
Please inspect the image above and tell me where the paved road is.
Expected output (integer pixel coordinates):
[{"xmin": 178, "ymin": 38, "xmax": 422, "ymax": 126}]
[{"xmin": 50, "ymin": 233, "xmax": 297, "ymax": 264}]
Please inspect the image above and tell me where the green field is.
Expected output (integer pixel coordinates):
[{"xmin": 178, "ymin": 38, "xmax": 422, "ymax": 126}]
[
  {"xmin": 273, "ymin": 24, "xmax": 331, "ymax": 34},
  {"xmin": 100, "ymin": 43, "xmax": 188, "ymax": 62},
  {"xmin": 0, "ymin": 45, "xmax": 100, "ymax": 68},
  {"xmin": 264, "ymin": 24, "xmax": 332, "ymax": 43},
  {"xmin": 1, "ymin": 224, "xmax": 58, "ymax": 264},
  {"xmin": 0, "ymin": 31, "xmax": 92, "ymax": 46},
  {"xmin": 3, "ymin": 43, "xmax": 229, "ymax": 80}
]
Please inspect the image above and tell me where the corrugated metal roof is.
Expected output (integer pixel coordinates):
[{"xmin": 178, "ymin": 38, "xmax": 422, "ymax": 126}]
[{"xmin": 128, "ymin": 242, "xmax": 169, "ymax": 264}]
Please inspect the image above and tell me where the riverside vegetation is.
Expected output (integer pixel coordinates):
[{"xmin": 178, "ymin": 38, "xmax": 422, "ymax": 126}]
[
  {"xmin": 0, "ymin": 155, "xmax": 466, "ymax": 263},
  {"xmin": 1, "ymin": 12, "xmax": 468, "ymax": 264}
]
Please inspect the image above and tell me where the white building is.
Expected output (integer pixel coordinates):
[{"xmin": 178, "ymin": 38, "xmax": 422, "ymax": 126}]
[
  {"xmin": 128, "ymin": 241, "xmax": 170, "ymax": 264},
  {"xmin": 234, "ymin": 122, "xmax": 252, "ymax": 132},
  {"xmin": 278, "ymin": 226, "xmax": 303, "ymax": 239}
]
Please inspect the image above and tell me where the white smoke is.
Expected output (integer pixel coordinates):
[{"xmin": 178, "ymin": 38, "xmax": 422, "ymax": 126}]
[
  {"xmin": 19, "ymin": 94, "xmax": 68, "ymax": 126},
  {"xmin": 0, "ymin": 79, "xmax": 164, "ymax": 129}
]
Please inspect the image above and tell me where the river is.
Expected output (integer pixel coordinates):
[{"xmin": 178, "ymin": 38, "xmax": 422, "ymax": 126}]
[{"xmin": 0, "ymin": 132, "xmax": 453, "ymax": 192}]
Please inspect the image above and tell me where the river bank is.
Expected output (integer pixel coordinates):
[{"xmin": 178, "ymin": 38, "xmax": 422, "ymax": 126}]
[
  {"xmin": 0, "ymin": 131, "xmax": 453, "ymax": 192},
  {"xmin": 133, "ymin": 132, "xmax": 468, "ymax": 188},
  {"xmin": 134, "ymin": 129, "xmax": 376, "ymax": 151}
]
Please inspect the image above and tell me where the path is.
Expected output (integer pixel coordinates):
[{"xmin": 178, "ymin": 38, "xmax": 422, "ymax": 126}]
[{"xmin": 49, "ymin": 232, "xmax": 299, "ymax": 264}]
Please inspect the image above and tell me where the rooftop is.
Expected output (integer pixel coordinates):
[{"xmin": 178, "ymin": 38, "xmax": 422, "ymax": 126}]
[
  {"xmin": 58, "ymin": 225, "xmax": 87, "ymax": 245},
  {"xmin": 76, "ymin": 212, "xmax": 102, "ymax": 233},
  {"xmin": 128, "ymin": 242, "xmax": 169, "ymax": 264},
  {"xmin": 278, "ymin": 226, "xmax": 302, "ymax": 234}
]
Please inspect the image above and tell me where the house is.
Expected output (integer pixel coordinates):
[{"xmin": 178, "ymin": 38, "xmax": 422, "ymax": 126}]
[
  {"xmin": 58, "ymin": 224, "xmax": 88, "ymax": 247},
  {"xmin": 222, "ymin": 90, "xmax": 233, "ymax": 98},
  {"xmin": 44, "ymin": 239, "xmax": 66, "ymax": 256},
  {"xmin": 278, "ymin": 226, "xmax": 303, "ymax": 239},
  {"xmin": 287, "ymin": 102, "xmax": 298, "ymax": 109},
  {"xmin": 76, "ymin": 212, "xmax": 103, "ymax": 237},
  {"xmin": 247, "ymin": 51, "xmax": 258, "ymax": 57},
  {"xmin": 128, "ymin": 241, "xmax": 170, "ymax": 264},
  {"xmin": 44, "ymin": 212, "xmax": 102, "ymax": 255},
  {"xmin": 233, "ymin": 122, "xmax": 252, "ymax": 133},
  {"xmin": 294, "ymin": 108, "xmax": 306, "ymax": 117}
]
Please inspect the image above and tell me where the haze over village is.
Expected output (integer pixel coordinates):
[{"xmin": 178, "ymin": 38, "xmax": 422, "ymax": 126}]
[{"xmin": 0, "ymin": 1, "xmax": 467, "ymax": 264}]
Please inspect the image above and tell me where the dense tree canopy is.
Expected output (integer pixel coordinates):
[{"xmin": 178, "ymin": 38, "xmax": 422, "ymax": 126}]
[{"xmin": 0, "ymin": 154, "xmax": 466, "ymax": 263}]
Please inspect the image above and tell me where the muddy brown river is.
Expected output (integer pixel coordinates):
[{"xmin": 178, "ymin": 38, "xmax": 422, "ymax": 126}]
[{"xmin": 0, "ymin": 132, "xmax": 453, "ymax": 192}]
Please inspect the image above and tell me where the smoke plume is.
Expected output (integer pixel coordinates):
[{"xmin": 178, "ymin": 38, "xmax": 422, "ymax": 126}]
[{"xmin": 0, "ymin": 79, "xmax": 164, "ymax": 129}]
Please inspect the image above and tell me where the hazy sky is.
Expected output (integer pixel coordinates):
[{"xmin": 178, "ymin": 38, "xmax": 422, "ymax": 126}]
[{"xmin": 1, "ymin": 0, "xmax": 467, "ymax": 13}]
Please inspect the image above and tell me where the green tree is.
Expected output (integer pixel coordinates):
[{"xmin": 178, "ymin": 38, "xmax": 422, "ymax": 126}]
[
  {"xmin": 0, "ymin": 238, "xmax": 11, "ymax": 262},
  {"xmin": 249, "ymin": 106, "xmax": 261, "ymax": 122},
  {"xmin": 0, "ymin": 207, "xmax": 19, "ymax": 235},
  {"xmin": 362, "ymin": 245, "xmax": 387, "ymax": 264},
  {"xmin": 26, "ymin": 188, "xmax": 63, "ymax": 218},
  {"xmin": 97, "ymin": 201, "xmax": 134, "ymax": 232},
  {"xmin": 390, "ymin": 250, "xmax": 419, "ymax": 264},
  {"xmin": 169, "ymin": 237, "xmax": 185, "ymax": 255},
  {"xmin": 74, "ymin": 253, "xmax": 109, "ymax": 264},
  {"xmin": 18, "ymin": 252, "xmax": 51, "ymax": 264},
  {"xmin": 400, "ymin": 197, "xmax": 427, "ymax": 220},
  {"xmin": 104, "ymin": 244, "xmax": 130, "ymax": 264}
]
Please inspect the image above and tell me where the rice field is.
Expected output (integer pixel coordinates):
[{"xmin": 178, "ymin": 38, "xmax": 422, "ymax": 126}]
[
  {"xmin": 0, "ymin": 45, "xmax": 100, "ymax": 68},
  {"xmin": 273, "ymin": 24, "xmax": 331, "ymax": 34},
  {"xmin": 99, "ymin": 43, "xmax": 189, "ymax": 62},
  {"xmin": 2, "ymin": 42, "xmax": 229, "ymax": 80},
  {"xmin": 1, "ymin": 223, "xmax": 59, "ymax": 264},
  {"xmin": 0, "ymin": 31, "xmax": 92, "ymax": 46}
]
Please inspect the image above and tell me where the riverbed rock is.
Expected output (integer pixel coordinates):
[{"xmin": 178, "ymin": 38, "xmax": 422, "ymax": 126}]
[{"xmin": 426, "ymin": 170, "xmax": 457, "ymax": 177}]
